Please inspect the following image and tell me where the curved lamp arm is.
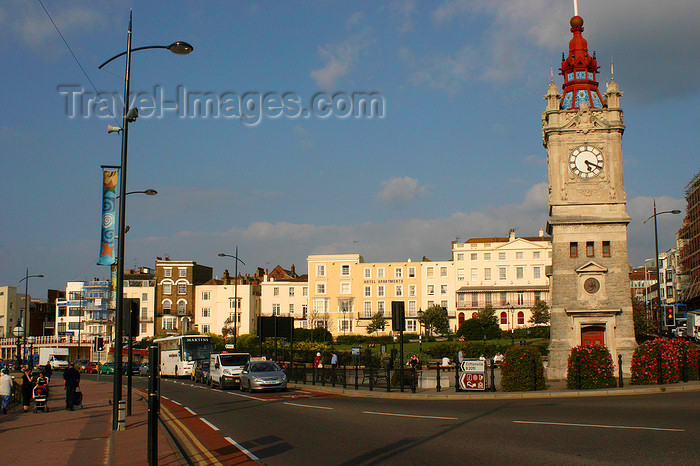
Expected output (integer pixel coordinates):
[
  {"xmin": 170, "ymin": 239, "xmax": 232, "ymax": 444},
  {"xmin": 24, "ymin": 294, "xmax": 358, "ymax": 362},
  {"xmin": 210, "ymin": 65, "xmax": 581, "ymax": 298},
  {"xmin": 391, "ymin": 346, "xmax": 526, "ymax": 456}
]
[{"xmin": 99, "ymin": 42, "xmax": 194, "ymax": 69}]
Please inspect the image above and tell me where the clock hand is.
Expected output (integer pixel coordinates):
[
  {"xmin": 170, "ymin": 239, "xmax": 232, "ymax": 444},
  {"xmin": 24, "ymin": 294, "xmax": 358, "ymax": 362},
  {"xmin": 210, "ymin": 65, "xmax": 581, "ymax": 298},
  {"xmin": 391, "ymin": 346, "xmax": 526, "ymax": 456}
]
[{"xmin": 584, "ymin": 160, "xmax": 602, "ymax": 171}]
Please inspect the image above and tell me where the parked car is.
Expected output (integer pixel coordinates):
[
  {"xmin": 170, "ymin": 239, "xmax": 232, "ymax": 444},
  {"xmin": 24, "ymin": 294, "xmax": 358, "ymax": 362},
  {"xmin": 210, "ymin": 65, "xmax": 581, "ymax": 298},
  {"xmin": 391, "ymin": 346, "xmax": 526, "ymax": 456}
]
[
  {"xmin": 99, "ymin": 362, "xmax": 115, "ymax": 374},
  {"xmin": 83, "ymin": 362, "xmax": 99, "ymax": 374},
  {"xmin": 74, "ymin": 359, "xmax": 89, "ymax": 372},
  {"xmin": 123, "ymin": 361, "xmax": 140, "ymax": 375},
  {"xmin": 138, "ymin": 363, "xmax": 149, "ymax": 376},
  {"xmin": 239, "ymin": 361, "xmax": 287, "ymax": 392},
  {"xmin": 191, "ymin": 360, "xmax": 210, "ymax": 384}
]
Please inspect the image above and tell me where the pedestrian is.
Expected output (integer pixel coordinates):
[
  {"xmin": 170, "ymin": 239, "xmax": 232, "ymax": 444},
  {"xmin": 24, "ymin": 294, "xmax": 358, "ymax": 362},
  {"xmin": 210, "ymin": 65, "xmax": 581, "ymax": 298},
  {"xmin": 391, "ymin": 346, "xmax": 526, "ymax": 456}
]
[
  {"xmin": 442, "ymin": 356, "xmax": 452, "ymax": 366},
  {"xmin": 493, "ymin": 352, "xmax": 504, "ymax": 366},
  {"xmin": 0, "ymin": 368, "xmax": 13, "ymax": 414},
  {"xmin": 42, "ymin": 363, "xmax": 52, "ymax": 382},
  {"xmin": 313, "ymin": 352, "xmax": 322, "ymax": 369},
  {"xmin": 330, "ymin": 352, "xmax": 338, "ymax": 368},
  {"xmin": 479, "ymin": 354, "xmax": 486, "ymax": 361},
  {"xmin": 63, "ymin": 361, "xmax": 80, "ymax": 411},
  {"xmin": 457, "ymin": 349, "xmax": 464, "ymax": 365},
  {"xmin": 409, "ymin": 354, "xmax": 420, "ymax": 370},
  {"xmin": 21, "ymin": 366, "xmax": 34, "ymax": 413}
]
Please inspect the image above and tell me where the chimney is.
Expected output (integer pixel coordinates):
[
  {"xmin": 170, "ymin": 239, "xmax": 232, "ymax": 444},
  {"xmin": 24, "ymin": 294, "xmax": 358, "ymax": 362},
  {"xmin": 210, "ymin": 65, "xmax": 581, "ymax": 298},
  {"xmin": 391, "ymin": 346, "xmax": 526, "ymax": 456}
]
[
  {"xmin": 538, "ymin": 228, "xmax": 544, "ymax": 237},
  {"xmin": 223, "ymin": 269, "xmax": 231, "ymax": 284},
  {"xmin": 291, "ymin": 264, "xmax": 296, "ymax": 276},
  {"xmin": 509, "ymin": 229, "xmax": 516, "ymax": 241}
]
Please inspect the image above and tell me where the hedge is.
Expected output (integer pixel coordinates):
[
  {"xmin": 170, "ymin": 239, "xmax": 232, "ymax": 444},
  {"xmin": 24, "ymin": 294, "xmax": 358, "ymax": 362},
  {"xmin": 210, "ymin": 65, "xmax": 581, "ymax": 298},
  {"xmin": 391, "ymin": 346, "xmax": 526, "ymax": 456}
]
[
  {"xmin": 631, "ymin": 338, "xmax": 700, "ymax": 385},
  {"xmin": 501, "ymin": 346, "xmax": 545, "ymax": 391},
  {"xmin": 566, "ymin": 345, "xmax": 616, "ymax": 389}
]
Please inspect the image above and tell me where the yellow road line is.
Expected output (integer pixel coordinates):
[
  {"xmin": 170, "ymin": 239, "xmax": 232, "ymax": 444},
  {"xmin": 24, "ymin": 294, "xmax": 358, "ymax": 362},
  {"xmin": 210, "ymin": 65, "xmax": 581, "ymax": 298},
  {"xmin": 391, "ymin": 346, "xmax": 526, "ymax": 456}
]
[{"xmin": 160, "ymin": 403, "xmax": 222, "ymax": 465}]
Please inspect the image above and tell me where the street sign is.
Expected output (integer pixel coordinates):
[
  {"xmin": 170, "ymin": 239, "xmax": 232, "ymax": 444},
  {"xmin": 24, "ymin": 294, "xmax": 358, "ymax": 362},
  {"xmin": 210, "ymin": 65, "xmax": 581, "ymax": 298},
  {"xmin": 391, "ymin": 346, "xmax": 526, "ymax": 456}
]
[
  {"xmin": 224, "ymin": 344, "xmax": 235, "ymax": 349},
  {"xmin": 351, "ymin": 346, "xmax": 361, "ymax": 356},
  {"xmin": 459, "ymin": 359, "xmax": 487, "ymax": 391}
]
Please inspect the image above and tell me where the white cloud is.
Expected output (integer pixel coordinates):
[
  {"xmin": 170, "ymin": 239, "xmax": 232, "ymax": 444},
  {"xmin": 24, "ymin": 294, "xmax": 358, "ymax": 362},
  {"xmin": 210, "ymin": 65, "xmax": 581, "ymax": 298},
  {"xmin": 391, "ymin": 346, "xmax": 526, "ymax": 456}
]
[
  {"xmin": 377, "ymin": 176, "xmax": 427, "ymax": 205},
  {"xmin": 407, "ymin": 45, "xmax": 480, "ymax": 95},
  {"xmin": 310, "ymin": 27, "xmax": 374, "ymax": 89},
  {"xmin": 293, "ymin": 125, "xmax": 315, "ymax": 150}
]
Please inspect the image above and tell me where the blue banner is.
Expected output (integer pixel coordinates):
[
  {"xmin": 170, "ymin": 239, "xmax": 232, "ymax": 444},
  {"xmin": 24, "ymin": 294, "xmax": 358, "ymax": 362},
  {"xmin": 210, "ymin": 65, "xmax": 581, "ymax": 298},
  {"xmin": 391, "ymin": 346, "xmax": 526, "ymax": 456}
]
[{"xmin": 98, "ymin": 169, "xmax": 118, "ymax": 265}]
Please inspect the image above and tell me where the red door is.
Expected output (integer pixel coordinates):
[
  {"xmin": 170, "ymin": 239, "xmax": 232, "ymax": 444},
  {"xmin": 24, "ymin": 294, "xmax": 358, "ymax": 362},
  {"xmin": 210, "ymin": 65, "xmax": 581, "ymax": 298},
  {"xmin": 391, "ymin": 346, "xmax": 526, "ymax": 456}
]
[{"xmin": 581, "ymin": 326, "xmax": 605, "ymax": 345}]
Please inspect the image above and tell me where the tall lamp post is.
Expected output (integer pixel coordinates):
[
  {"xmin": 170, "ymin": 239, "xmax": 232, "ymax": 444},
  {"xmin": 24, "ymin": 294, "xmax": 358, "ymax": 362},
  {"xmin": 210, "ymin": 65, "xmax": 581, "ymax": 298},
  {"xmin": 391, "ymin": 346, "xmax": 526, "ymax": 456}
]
[
  {"xmin": 643, "ymin": 200, "xmax": 681, "ymax": 333},
  {"xmin": 19, "ymin": 268, "xmax": 43, "ymax": 369},
  {"xmin": 507, "ymin": 303, "xmax": 515, "ymax": 346},
  {"xmin": 99, "ymin": 11, "xmax": 193, "ymax": 431},
  {"xmin": 219, "ymin": 248, "xmax": 245, "ymax": 348}
]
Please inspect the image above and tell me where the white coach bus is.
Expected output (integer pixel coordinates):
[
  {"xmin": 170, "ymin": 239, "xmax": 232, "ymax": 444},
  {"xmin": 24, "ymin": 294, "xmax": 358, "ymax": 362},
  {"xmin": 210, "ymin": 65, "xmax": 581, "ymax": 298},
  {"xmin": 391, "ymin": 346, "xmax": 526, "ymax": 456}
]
[{"xmin": 155, "ymin": 335, "xmax": 213, "ymax": 377}]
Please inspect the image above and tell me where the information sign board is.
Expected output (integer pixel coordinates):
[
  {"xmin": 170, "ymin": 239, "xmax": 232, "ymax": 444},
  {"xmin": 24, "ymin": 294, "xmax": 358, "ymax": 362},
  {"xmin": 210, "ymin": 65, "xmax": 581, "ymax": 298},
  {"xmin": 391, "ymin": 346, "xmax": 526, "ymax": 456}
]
[{"xmin": 459, "ymin": 359, "xmax": 487, "ymax": 391}]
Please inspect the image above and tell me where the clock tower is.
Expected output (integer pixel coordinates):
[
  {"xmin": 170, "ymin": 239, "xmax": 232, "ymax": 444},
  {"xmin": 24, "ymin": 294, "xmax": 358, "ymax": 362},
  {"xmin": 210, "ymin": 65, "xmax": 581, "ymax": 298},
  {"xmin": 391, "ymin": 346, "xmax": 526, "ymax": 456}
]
[{"xmin": 543, "ymin": 13, "xmax": 636, "ymax": 379}]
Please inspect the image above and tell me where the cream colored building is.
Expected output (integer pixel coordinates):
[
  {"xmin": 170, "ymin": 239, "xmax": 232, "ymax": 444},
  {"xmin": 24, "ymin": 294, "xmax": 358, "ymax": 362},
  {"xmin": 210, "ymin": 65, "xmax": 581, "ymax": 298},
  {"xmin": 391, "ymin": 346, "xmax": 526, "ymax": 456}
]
[
  {"xmin": 0, "ymin": 286, "xmax": 24, "ymax": 338},
  {"xmin": 260, "ymin": 276, "xmax": 309, "ymax": 329},
  {"xmin": 123, "ymin": 269, "xmax": 156, "ymax": 340},
  {"xmin": 453, "ymin": 229, "xmax": 552, "ymax": 331},
  {"xmin": 420, "ymin": 260, "xmax": 455, "ymax": 332},
  {"xmin": 194, "ymin": 279, "xmax": 260, "ymax": 337}
]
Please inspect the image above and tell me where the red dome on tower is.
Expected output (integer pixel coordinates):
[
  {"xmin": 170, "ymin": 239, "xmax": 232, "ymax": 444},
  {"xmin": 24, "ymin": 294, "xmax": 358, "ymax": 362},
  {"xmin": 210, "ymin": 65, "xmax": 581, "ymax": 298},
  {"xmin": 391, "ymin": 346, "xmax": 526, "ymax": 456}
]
[{"xmin": 559, "ymin": 15, "xmax": 604, "ymax": 109}]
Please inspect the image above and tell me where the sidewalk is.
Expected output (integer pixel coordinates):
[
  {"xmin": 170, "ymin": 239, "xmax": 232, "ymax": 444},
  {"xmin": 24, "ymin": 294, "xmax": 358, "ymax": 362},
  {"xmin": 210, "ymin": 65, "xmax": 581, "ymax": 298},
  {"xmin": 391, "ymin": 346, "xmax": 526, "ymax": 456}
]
[{"xmin": 0, "ymin": 375, "xmax": 182, "ymax": 465}]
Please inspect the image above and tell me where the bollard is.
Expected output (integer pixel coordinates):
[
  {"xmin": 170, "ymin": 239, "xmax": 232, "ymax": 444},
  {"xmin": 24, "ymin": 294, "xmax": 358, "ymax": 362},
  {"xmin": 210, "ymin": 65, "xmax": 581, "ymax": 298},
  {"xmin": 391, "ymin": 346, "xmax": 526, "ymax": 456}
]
[
  {"xmin": 331, "ymin": 366, "xmax": 335, "ymax": 387},
  {"xmin": 118, "ymin": 400, "xmax": 126, "ymax": 431},
  {"xmin": 618, "ymin": 354, "xmax": 624, "ymax": 388},
  {"xmin": 490, "ymin": 360, "xmax": 496, "ymax": 392},
  {"xmin": 321, "ymin": 366, "xmax": 326, "ymax": 387},
  {"xmin": 411, "ymin": 369, "xmax": 417, "ymax": 393},
  {"xmin": 455, "ymin": 365, "xmax": 459, "ymax": 391},
  {"xmin": 436, "ymin": 365, "xmax": 441, "ymax": 392},
  {"xmin": 355, "ymin": 364, "xmax": 359, "ymax": 390}
]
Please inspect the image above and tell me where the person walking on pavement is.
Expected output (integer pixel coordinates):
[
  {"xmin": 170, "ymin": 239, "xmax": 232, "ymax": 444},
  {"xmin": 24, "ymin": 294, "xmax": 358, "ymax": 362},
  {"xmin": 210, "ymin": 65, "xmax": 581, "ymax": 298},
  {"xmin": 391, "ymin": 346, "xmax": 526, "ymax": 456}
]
[
  {"xmin": 21, "ymin": 366, "xmax": 34, "ymax": 413},
  {"xmin": 0, "ymin": 368, "xmax": 13, "ymax": 414},
  {"xmin": 331, "ymin": 352, "xmax": 338, "ymax": 368},
  {"xmin": 42, "ymin": 363, "xmax": 52, "ymax": 383},
  {"xmin": 457, "ymin": 349, "xmax": 464, "ymax": 365},
  {"xmin": 314, "ymin": 352, "xmax": 322, "ymax": 369},
  {"xmin": 63, "ymin": 362, "xmax": 80, "ymax": 411}
]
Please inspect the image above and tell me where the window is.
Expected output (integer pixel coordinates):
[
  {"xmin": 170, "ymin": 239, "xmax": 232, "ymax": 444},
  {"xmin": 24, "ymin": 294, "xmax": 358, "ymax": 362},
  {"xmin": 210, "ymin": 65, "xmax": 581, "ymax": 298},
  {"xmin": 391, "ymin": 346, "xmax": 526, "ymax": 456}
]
[
  {"xmin": 457, "ymin": 293, "xmax": 466, "ymax": 306},
  {"xmin": 273, "ymin": 287, "xmax": 279, "ymax": 296},
  {"xmin": 570, "ymin": 242, "xmax": 578, "ymax": 258},
  {"xmin": 341, "ymin": 264, "xmax": 350, "ymax": 276},
  {"xmin": 377, "ymin": 301, "xmax": 385, "ymax": 315},
  {"xmin": 427, "ymin": 285, "xmax": 435, "ymax": 296},
  {"xmin": 408, "ymin": 284, "xmax": 416, "ymax": 297},
  {"xmin": 395, "ymin": 268, "xmax": 403, "ymax": 278},
  {"xmin": 484, "ymin": 253, "xmax": 491, "ymax": 261},
  {"xmin": 500, "ymin": 312, "xmax": 508, "ymax": 325},
  {"xmin": 289, "ymin": 304, "xmax": 295, "ymax": 314},
  {"xmin": 471, "ymin": 293, "xmax": 478, "ymax": 307},
  {"xmin": 377, "ymin": 268, "xmax": 385, "ymax": 279},
  {"xmin": 178, "ymin": 283, "xmax": 187, "ymax": 295},
  {"xmin": 471, "ymin": 268, "xmax": 478, "ymax": 280},
  {"xmin": 177, "ymin": 301, "xmax": 186, "ymax": 314},
  {"xmin": 441, "ymin": 300, "xmax": 448, "ymax": 309},
  {"xmin": 426, "ymin": 267, "xmax": 434, "ymax": 277},
  {"xmin": 533, "ymin": 251, "xmax": 541, "ymax": 259},
  {"xmin": 316, "ymin": 283, "xmax": 326, "ymax": 294},
  {"xmin": 302, "ymin": 287, "xmax": 308, "ymax": 296},
  {"xmin": 142, "ymin": 293, "xmax": 148, "ymax": 302},
  {"xmin": 289, "ymin": 287, "xmax": 295, "ymax": 297},
  {"xmin": 440, "ymin": 267, "xmax": 448, "ymax": 277},
  {"xmin": 518, "ymin": 311, "xmax": 525, "ymax": 325},
  {"xmin": 364, "ymin": 285, "xmax": 371, "ymax": 297},
  {"xmin": 316, "ymin": 264, "xmax": 326, "ymax": 277},
  {"xmin": 178, "ymin": 268, "xmax": 187, "ymax": 277},
  {"xmin": 68, "ymin": 321, "xmax": 81, "ymax": 330},
  {"xmin": 164, "ymin": 317, "xmax": 176, "ymax": 330},
  {"xmin": 408, "ymin": 267, "xmax": 416, "ymax": 278},
  {"xmin": 408, "ymin": 301, "xmax": 417, "ymax": 317},
  {"xmin": 534, "ymin": 291, "xmax": 542, "ymax": 303},
  {"xmin": 313, "ymin": 298, "xmax": 328, "ymax": 314},
  {"xmin": 586, "ymin": 241, "xmax": 595, "ymax": 257},
  {"xmin": 141, "ymin": 323, "xmax": 148, "ymax": 333},
  {"xmin": 395, "ymin": 285, "xmax": 403, "ymax": 297},
  {"xmin": 471, "ymin": 253, "xmax": 478, "ymax": 260},
  {"xmin": 230, "ymin": 299, "xmax": 239, "ymax": 309},
  {"xmin": 340, "ymin": 282, "xmax": 350, "ymax": 294},
  {"xmin": 440, "ymin": 285, "xmax": 447, "ymax": 296},
  {"xmin": 500, "ymin": 292, "xmax": 508, "ymax": 306},
  {"xmin": 457, "ymin": 268, "xmax": 465, "ymax": 281},
  {"xmin": 201, "ymin": 291, "xmax": 210, "ymax": 300},
  {"xmin": 163, "ymin": 283, "xmax": 172, "ymax": 295},
  {"xmin": 484, "ymin": 268, "xmax": 492, "ymax": 280},
  {"xmin": 457, "ymin": 253, "xmax": 464, "ymax": 261},
  {"xmin": 141, "ymin": 308, "xmax": 148, "ymax": 320},
  {"xmin": 272, "ymin": 304, "xmax": 280, "ymax": 316},
  {"xmin": 339, "ymin": 319, "xmax": 353, "ymax": 332},
  {"xmin": 516, "ymin": 266, "xmax": 524, "ymax": 280},
  {"xmin": 517, "ymin": 291, "xmax": 524, "ymax": 305},
  {"xmin": 164, "ymin": 268, "xmax": 172, "ymax": 278},
  {"xmin": 162, "ymin": 300, "xmax": 172, "ymax": 314},
  {"xmin": 485, "ymin": 293, "xmax": 492, "ymax": 306},
  {"xmin": 201, "ymin": 308, "xmax": 210, "ymax": 318},
  {"xmin": 602, "ymin": 241, "xmax": 611, "ymax": 257},
  {"xmin": 516, "ymin": 252, "xmax": 524, "ymax": 260},
  {"xmin": 533, "ymin": 266, "xmax": 541, "ymax": 279},
  {"xmin": 363, "ymin": 302, "xmax": 372, "ymax": 318},
  {"xmin": 378, "ymin": 285, "xmax": 385, "ymax": 297},
  {"xmin": 406, "ymin": 320, "xmax": 417, "ymax": 332},
  {"xmin": 364, "ymin": 268, "xmax": 371, "ymax": 278},
  {"xmin": 499, "ymin": 267, "xmax": 507, "ymax": 281},
  {"xmin": 499, "ymin": 252, "xmax": 506, "ymax": 260},
  {"xmin": 201, "ymin": 324, "xmax": 210, "ymax": 333}
]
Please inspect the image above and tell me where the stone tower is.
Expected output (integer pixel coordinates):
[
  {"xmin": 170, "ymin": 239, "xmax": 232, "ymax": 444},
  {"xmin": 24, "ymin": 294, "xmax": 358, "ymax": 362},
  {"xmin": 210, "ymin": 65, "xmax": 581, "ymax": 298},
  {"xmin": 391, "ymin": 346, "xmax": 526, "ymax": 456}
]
[{"xmin": 543, "ymin": 13, "xmax": 636, "ymax": 379}]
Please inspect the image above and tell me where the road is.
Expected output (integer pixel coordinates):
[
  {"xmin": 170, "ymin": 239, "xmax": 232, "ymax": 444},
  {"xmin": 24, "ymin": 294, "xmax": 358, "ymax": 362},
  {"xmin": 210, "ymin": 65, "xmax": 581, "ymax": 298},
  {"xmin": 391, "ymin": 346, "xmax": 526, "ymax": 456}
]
[{"xmin": 102, "ymin": 374, "xmax": 699, "ymax": 465}]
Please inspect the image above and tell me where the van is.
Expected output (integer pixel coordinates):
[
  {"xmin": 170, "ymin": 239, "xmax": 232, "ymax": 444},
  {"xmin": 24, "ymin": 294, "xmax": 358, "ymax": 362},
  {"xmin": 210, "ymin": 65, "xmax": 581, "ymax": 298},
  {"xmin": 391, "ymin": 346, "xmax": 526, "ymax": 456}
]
[{"xmin": 209, "ymin": 352, "xmax": 250, "ymax": 389}]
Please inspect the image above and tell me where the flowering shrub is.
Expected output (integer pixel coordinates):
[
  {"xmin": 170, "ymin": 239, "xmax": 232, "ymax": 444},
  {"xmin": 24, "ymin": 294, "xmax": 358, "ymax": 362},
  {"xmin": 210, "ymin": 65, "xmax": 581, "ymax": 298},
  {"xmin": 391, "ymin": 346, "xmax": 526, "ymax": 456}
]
[
  {"xmin": 501, "ymin": 346, "xmax": 545, "ymax": 392},
  {"xmin": 631, "ymin": 338, "xmax": 700, "ymax": 385},
  {"xmin": 566, "ymin": 345, "xmax": 616, "ymax": 389}
]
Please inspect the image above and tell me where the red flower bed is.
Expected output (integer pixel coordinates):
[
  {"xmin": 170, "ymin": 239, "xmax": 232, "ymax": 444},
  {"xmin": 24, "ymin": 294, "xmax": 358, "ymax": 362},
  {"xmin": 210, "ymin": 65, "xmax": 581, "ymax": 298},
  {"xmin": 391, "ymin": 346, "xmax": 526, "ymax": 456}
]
[
  {"xmin": 566, "ymin": 344, "xmax": 616, "ymax": 389},
  {"xmin": 631, "ymin": 338, "xmax": 700, "ymax": 385}
]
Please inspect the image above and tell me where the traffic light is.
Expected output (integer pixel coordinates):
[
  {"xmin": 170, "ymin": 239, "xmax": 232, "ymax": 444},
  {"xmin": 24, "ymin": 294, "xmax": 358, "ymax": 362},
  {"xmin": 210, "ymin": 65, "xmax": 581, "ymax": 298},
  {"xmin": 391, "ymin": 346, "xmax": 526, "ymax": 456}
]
[
  {"xmin": 391, "ymin": 301, "xmax": 405, "ymax": 332},
  {"xmin": 664, "ymin": 306, "xmax": 675, "ymax": 327},
  {"xmin": 94, "ymin": 336, "xmax": 104, "ymax": 352}
]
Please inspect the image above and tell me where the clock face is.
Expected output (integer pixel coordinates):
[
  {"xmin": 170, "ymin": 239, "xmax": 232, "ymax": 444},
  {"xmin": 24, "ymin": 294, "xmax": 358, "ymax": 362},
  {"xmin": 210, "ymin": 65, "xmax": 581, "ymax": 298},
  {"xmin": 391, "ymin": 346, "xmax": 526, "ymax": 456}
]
[
  {"xmin": 569, "ymin": 145, "xmax": 604, "ymax": 178},
  {"xmin": 584, "ymin": 277, "xmax": 600, "ymax": 294}
]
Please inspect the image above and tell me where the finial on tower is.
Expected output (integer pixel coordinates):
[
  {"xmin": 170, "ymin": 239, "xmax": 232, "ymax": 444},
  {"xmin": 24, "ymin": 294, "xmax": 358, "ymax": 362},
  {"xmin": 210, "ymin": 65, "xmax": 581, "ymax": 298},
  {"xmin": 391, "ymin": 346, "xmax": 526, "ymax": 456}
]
[
  {"xmin": 550, "ymin": 65, "xmax": 554, "ymax": 81},
  {"xmin": 573, "ymin": 0, "xmax": 579, "ymax": 17},
  {"xmin": 610, "ymin": 56, "xmax": 615, "ymax": 78}
]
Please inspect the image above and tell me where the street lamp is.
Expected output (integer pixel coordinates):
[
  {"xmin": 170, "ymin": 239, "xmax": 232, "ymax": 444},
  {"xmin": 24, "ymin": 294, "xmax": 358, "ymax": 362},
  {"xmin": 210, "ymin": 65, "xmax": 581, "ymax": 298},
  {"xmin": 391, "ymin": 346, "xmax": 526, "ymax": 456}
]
[
  {"xmin": 417, "ymin": 309, "xmax": 423, "ymax": 353},
  {"xmin": 19, "ymin": 268, "xmax": 43, "ymax": 369},
  {"xmin": 643, "ymin": 200, "xmax": 681, "ymax": 333},
  {"xmin": 13, "ymin": 324, "xmax": 24, "ymax": 371},
  {"xmin": 219, "ymin": 248, "xmax": 245, "ymax": 348},
  {"xmin": 100, "ymin": 11, "xmax": 193, "ymax": 431},
  {"xmin": 507, "ymin": 303, "xmax": 515, "ymax": 346}
]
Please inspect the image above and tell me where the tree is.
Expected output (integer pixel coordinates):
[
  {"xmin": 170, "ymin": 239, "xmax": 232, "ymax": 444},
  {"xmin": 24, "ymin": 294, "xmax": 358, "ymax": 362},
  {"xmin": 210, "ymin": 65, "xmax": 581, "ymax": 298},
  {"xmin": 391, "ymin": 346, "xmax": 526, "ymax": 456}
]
[
  {"xmin": 529, "ymin": 301, "xmax": 551, "ymax": 325},
  {"xmin": 366, "ymin": 312, "xmax": 387, "ymax": 334},
  {"xmin": 420, "ymin": 305, "xmax": 450, "ymax": 336},
  {"xmin": 221, "ymin": 316, "xmax": 235, "ymax": 339},
  {"xmin": 632, "ymin": 296, "xmax": 653, "ymax": 342},
  {"xmin": 477, "ymin": 305, "xmax": 498, "ymax": 327}
]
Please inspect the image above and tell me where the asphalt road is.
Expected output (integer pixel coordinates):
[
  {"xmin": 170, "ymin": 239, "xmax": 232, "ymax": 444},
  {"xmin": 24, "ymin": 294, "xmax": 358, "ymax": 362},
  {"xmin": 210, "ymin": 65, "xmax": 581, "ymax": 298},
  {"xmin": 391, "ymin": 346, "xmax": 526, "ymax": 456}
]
[{"xmin": 108, "ymin": 375, "xmax": 699, "ymax": 465}]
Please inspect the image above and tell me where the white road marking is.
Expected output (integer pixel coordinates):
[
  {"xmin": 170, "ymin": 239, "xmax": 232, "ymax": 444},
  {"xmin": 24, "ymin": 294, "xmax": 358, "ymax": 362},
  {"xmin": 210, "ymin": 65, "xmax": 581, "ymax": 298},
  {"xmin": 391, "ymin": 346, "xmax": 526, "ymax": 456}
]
[
  {"xmin": 200, "ymin": 417, "xmax": 219, "ymax": 431},
  {"xmin": 513, "ymin": 420, "xmax": 685, "ymax": 432},
  {"xmin": 363, "ymin": 411, "xmax": 458, "ymax": 420},
  {"xmin": 225, "ymin": 391, "xmax": 269, "ymax": 402},
  {"xmin": 170, "ymin": 399, "xmax": 181, "ymax": 406},
  {"xmin": 161, "ymin": 396, "xmax": 170, "ymax": 401},
  {"xmin": 283, "ymin": 402, "xmax": 333, "ymax": 410},
  {"xmin": 225, "ymin": 436, "xmax": 259, "ymax": 461},
  {"xmin": 185, "ymin": 406, "xmax": 196, "ymax": 415}
]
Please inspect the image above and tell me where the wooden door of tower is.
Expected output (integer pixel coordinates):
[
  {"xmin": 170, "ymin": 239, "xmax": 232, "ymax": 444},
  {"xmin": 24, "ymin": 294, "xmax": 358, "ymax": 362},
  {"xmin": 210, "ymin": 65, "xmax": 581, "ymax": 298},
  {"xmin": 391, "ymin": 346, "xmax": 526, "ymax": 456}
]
[{"xmin": 581, "ymin": 325, "xmax": 606, "ymax": 346}]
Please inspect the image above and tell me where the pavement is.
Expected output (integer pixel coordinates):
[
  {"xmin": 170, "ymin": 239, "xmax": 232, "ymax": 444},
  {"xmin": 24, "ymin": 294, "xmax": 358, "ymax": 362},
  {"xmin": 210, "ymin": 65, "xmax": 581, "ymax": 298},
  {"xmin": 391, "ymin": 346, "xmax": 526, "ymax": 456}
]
[{"xmin": 1, "ymin": 371, "xmax": 699, "ymax": 465}]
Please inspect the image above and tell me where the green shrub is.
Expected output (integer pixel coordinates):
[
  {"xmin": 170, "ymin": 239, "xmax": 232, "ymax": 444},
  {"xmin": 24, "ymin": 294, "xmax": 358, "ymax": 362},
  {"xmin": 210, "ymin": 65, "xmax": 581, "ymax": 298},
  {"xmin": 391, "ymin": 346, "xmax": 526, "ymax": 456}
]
[
  {"xmin": 631, "ymin": 338, "xmax": 700, "ymax": 385},
  {"xmin": 425, "ymin": 341, "xmax": 510, "ymax": 360},
  {"xmin": 511, "ymin": 326, "xmax": 550, "ymax": 339},
  {"xmin": 566, "ymin": 345, "xmax": 616, "ymax": 389},
  {"xmin": 501, "ymin": 346, "xmax": 545, "ymax": 391},
  {"xmin": 456, "ymin": 318, "xmax": 501, "ymax": 340}
]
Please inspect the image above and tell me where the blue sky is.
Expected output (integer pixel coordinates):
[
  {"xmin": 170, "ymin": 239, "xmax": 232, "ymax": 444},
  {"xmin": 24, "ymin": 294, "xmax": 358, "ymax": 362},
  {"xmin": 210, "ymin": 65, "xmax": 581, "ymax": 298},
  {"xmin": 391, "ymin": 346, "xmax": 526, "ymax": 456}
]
[{"xmin": 1, "ymin": 0, "xmax": 698, "ymax": 297}]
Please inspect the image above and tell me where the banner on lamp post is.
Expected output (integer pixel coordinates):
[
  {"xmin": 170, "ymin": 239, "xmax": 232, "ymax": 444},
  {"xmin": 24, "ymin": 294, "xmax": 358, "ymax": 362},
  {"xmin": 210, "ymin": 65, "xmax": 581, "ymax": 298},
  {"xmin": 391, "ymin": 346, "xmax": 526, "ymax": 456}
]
[{"xmin": 98, "ymin": 169, "xmax": 118, "ymax": 266}]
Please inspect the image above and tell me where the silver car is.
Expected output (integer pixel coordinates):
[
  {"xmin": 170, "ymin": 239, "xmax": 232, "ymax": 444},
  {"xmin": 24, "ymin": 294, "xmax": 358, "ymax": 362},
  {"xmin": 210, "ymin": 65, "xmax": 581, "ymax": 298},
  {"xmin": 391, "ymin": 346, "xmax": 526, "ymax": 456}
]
[{"xmin": 240, "ymin": 361, "xmax": 287, "ymax": 392}]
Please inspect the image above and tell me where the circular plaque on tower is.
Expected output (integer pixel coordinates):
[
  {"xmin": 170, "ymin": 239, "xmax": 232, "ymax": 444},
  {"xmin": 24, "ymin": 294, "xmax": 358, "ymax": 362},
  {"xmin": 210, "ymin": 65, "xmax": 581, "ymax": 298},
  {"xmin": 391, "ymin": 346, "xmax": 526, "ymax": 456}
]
[{"xmin": 584, "ymin": 277, "xmax": 600, "ymax": 294}]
